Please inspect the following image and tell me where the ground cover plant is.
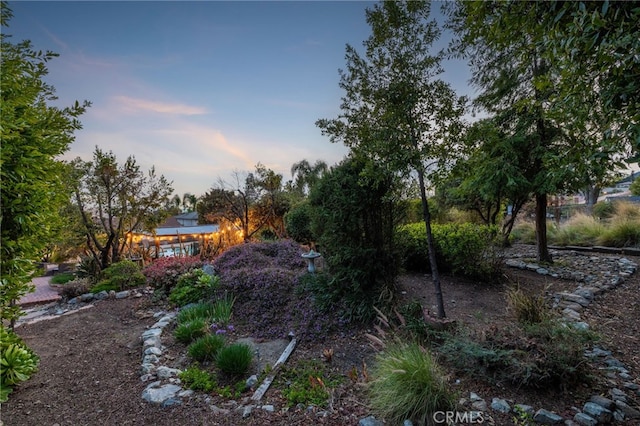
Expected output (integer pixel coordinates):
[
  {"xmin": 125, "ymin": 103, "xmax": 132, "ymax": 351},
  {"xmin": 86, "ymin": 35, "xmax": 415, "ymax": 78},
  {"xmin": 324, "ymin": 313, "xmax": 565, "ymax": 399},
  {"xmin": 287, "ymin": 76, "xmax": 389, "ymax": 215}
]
[
  {"xmin": 212, "ymin": 240, "xmax": 346, "ymax": 341},
  {"xmin": 276, "ymin": 359, "xmax": 343, "ymax": 408}
]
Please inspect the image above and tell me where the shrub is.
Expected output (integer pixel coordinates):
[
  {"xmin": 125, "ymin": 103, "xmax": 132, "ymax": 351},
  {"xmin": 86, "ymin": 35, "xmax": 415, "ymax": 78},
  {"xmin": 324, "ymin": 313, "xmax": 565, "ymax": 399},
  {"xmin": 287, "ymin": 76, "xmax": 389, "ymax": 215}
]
[
  {"xmin": 97, "ymin": 260, "xmax": 145, "ymax": 291},
  {"xmin": 308, "ymin": 157, "xmax": 401, "ymax": 322},
  {"xmin": 142, "ymin": 256, "xmax": 204, "ymax": 295},
  {"xmin": 90, "ymin": 281, "xmax": 119, "ymax": 293},
  {"xmin": 50, "ymin": 272, "xmax": 75, "ymax": 285},
  {"xmin": 437, "ymin": 320, "xmax": 597, "ymax": 389},
  {"xmin": 506, "ymin": 287, "xmax": 553, "ymax": 325},
  {"xmin": 368, "ymin": 342, "xmax": 456, "ymax": 425},
  {"xmin": 59, "ymin": 278, "xmax": 91, "ymax": 299},
  {"xmin": 188, "ymin": 334, "xmax": 226, "ymax": 362},
  {"xmin": 0, "ymin": 326, "xmax": 39, "ymax": 402},
  {"xmin": 398, "ymin": 222, "xmax": 502, "ymax": 280},
  {"xmin": 179, "ymin": 365, "xmax": 217, "ymax": 392},
  {"xmin": 168, "ymin": 269, "xmax": 219, "ymax": 307},
  {"xmin": 284, "ymin": 202, "xmax": 315, "ymax": 244},
  {"xmin": 75, "ymin": 255, "xmax": 101, "ymax": 284},
  {"xmin": 174, "ymin": 319, "xmax": 209, "ymax": 345},
  {"xmin": 215, "ymin": 343, "xmax": 253, "ymax": 375}
]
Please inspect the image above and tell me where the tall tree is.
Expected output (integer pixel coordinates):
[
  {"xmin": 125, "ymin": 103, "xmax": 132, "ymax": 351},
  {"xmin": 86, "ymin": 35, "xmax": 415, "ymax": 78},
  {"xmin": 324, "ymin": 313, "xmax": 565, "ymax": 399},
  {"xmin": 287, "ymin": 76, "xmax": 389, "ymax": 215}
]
[
  {"xmin": 447, "ymin": 1, "xmax": 569, "ymax": 263},
  {"xmin": 199, "ymin": 164, "xmax": 287, "ymax": 242},
  {"xmin": 0, "ymin": 4, "xmax": 89, "ymax": 327},
  {"xmin": 317, "ymin": 1, "xmax": 465, "ymax": 318},
  {"xmin": 441, "ymin": 118, "xmax": 533, "ymax": 245},
  {"xmin": 446, "ymin": 1, "xmax": 637, "ymax": 262},
  {"xmin": 70, "ymin": 148, "xmax": 173, "ymax": 270},
  {"xmin": 290, "ymin": 159, "xmax": 328, "ymax": 197}
]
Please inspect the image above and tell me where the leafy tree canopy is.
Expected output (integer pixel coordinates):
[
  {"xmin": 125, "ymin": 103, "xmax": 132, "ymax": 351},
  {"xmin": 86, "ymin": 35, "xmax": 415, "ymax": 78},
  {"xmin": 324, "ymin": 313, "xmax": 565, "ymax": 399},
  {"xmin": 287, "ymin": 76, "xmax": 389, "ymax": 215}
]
[{"xmin": 0, "ymin": 3, "xmax": 89, "ymax": 326}]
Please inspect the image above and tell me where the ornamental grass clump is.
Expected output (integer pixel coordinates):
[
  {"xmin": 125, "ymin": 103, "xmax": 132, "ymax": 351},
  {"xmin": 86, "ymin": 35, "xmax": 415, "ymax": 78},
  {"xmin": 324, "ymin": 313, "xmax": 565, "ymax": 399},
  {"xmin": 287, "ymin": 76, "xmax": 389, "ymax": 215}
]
[
  {"xmin": 506, "ymin": 286, "xmax": 553, "ymax": 325},
  {"xmin": 215, "ymin": 343, "xmax": 253, "ymax": 375},
  {"xmin": 188, "ymin": 334, "xmax": 226, "ymax": 362},
  {"xmin": 174, "ymin": 319, "xmax": 208, "ymax": 345},
  {"xmin": 176, "ymin": 302, "xmax": 217, "ymax": 324},
  {"xmin": 368, "ymin": 342, "xmax": 456, "ymax": 425}
]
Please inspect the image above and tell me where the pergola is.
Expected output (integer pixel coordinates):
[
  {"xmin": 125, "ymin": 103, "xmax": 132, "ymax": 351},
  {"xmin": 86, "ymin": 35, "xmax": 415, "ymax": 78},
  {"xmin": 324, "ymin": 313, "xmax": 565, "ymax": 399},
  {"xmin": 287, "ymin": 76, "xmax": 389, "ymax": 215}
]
[{"xmin": 127, "ymin": 224, "xmax": 220, "ymax": 258}]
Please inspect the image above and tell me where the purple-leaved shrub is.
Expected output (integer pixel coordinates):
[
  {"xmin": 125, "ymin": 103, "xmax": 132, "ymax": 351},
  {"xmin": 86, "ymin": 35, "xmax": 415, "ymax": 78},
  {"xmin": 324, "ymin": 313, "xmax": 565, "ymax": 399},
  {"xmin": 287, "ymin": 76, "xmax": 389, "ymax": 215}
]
[{"xmin": 212, "ymin": 240, "xmax": 346, "ymax": 341}]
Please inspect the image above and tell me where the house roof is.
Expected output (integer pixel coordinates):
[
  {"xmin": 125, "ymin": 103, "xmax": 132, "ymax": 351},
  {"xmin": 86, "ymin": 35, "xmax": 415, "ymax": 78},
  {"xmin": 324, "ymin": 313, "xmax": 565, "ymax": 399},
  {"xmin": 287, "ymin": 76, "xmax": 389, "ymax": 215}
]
[
  {"xmin": 158, "ymin": 215, "xmax": 182, "ymax": 228},
  {"xmin": 176, "ymin": 211, "xmax": 198, "ymax": 220},
  {"xmin": 153, "ymin": 224, "xmax": 219, "ymax": 237}
]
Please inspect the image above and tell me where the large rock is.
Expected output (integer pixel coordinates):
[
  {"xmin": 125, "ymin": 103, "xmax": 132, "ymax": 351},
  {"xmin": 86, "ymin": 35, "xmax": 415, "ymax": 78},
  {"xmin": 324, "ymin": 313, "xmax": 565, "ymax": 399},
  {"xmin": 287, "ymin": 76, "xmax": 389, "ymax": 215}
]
[
  {"xmin": 582, "ymin": 402, "xmax": 612, "ymax": 423},
  {"xmin": 141, "ymin": 382, "xmax": 182, "ymax": 404},
  {"xmin": 533, "ymin": 409, "xmax": 564, "ymax": 424}
]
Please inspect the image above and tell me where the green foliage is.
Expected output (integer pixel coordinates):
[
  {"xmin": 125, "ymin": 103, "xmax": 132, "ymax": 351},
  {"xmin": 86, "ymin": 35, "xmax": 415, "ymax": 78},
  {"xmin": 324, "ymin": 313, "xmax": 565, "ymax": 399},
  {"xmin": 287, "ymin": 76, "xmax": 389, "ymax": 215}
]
[
  {"xmin": 592, "ymin": 202, "xmax": 616, "ymax": 220},
  {"xmin": 512, "ymin": 202, "xmax": 640, "ymax": 248},
  {"xmin": 51, "ymin": 272, "xmax": 76, "ymax": 285},
  {"xmin": 209, "ymin": 294, "xmax": 235, "ymax": 326},
  {"xmin": 97, "ymin": 260, "xmax": 145, "ymax": 292},
  {"xmin": 1, "ymin": 326, "xmax": 40, "ymax": 402},
  {"xmin": 284, "ymin": 201, "xmax": 314, "ymax": 244},
  {"xmin": 59, "ymin": 278, "xmax": 91, "ymax": 299},
  {"xmin": 437, "ymin": 320, "xmax": 597, "ymax": 389},
  {"xmin": 188, "ymin": 334, "xmax": 226, "ymax": 362},
  {"xmin": 89, "ymin": 281, "xmax": 119, "ymax": 294},
  {"xmin": 169, "ymin": 269, "xmax": 219, "ymax": 307},
  {"xmin": 598, "ymin": 219, "xmax": 640, "ymax": 248},
  {"xmin": 179, "ymin": 365, "xmax": 217, "ymax": 392},
  {"xmin": 215, "ymin": 343, "xmax": 253, "ymax": 375},
  {"xmin": 510, "ymin": 221, "xmax": 536, "ymax": 245},
  {"xmin": 75, "ymin": 255, "xmax": 101, "ymax": 284},
  {"xmin": 308, "ymin": 156, "xmax": 401, "ymax": 322},
  {"xmin": 630, "ymin": 179, "xmax": 640, "ymax": 196},
  {"xmin": 446, "ymin": 1, "xmax": 637, "ymax": 259},
  {"xmin": 398, "ymin": 222, "xmax": 502, "ymax": 280},
  {"xmin": 279, "ymin": 360, "xmax": 339, "ymax": 408},
  {"xmin": 368, "ymin": 342, "xmax": 456, "ymax": 425},
  {"xmin": 1, "ymin": 7, "xmax": 88, "ymax": 328},
  {"xmin": 550, "ymin": 214, "xmax": 604, "ymax": 247},
  {"xmin": 70, "ymin": 147, "xmax": 173, "ymax": 270},
  {"xmin": 176, "ymin": 302, "xmax": 218, "ymax": 324},
  {"xmin": 174, "ymin": 319, "xmax": 209, "ymax": 345}
]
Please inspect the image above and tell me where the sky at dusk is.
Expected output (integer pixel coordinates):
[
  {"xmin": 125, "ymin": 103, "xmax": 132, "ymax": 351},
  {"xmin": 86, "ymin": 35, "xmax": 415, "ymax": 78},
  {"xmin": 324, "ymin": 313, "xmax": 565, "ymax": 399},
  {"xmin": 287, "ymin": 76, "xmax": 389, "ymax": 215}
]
[{"xmin": 7, "ymin": 1, "xmax": 472, "ymax": 197}]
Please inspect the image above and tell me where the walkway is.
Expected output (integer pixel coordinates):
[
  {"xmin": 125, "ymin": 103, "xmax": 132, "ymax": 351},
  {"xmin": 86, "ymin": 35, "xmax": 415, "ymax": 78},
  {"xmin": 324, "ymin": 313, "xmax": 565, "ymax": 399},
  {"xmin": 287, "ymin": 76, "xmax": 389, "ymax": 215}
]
[{"xmin": 18, "ymin": 276, "xmax": 61, "ymax": 306}]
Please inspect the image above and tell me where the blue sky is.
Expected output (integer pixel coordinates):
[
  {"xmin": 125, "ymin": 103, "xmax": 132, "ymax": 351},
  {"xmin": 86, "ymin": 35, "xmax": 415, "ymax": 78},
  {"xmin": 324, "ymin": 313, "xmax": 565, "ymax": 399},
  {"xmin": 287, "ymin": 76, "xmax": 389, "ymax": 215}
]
[{"xmin": 7, "ymin": 1, "xmax": 471, "ymax": 197}]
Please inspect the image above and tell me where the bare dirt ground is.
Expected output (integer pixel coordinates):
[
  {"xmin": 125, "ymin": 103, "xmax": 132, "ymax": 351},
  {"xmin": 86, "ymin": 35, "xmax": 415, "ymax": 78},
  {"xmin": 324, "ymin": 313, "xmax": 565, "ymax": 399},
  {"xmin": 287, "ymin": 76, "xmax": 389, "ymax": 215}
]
[{"xmin": 2, "ymin": 248, "xmax": 639, "ymax": 426}]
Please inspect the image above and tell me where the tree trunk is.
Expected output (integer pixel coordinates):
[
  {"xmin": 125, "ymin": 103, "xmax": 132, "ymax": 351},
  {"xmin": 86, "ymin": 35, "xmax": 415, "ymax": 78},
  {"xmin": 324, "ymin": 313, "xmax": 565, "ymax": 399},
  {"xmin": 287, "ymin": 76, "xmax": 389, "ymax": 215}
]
[
  {"xmin": 583, "ymin": 185, "xmax": 600, "ymax": 215},
  {"xmin": 418, "ymin": 170, "xmax": 446, "ymax": 319},
  {"xmin": 535, "ymin": 193, "xmax": 552, "ymax": 263}
]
